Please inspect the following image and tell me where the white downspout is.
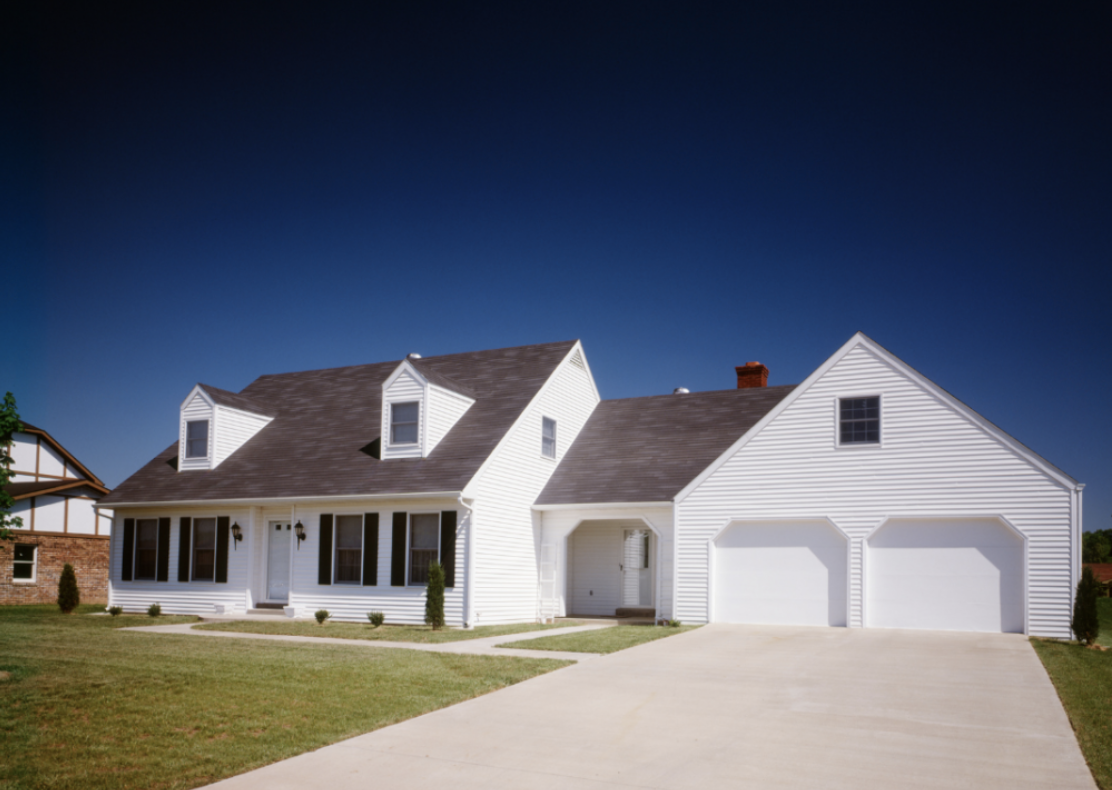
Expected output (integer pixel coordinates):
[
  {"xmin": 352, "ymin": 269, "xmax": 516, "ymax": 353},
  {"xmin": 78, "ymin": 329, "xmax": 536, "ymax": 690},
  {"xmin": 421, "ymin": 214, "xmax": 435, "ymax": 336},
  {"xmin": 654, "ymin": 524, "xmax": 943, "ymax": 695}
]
[{"xmin": 458, "ymin": 493, "xmax": 475, "ymax": 628}]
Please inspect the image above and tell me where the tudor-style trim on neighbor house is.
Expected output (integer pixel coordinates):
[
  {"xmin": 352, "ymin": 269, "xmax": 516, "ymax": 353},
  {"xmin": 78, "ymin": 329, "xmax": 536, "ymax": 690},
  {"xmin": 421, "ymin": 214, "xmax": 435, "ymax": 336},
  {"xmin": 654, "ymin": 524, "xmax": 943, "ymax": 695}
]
[{"xmin": 102, "ymin": 335, "xmax": 1082, "ymax": 638}]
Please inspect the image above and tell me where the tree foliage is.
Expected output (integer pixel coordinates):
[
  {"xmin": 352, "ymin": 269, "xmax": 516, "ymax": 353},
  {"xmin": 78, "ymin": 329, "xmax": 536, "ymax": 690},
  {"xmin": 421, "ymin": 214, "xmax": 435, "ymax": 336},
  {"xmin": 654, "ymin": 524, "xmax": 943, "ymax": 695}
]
[
  {"xmin": 425, "ymin": 561, "xmax": 445, "ymax": 630},
  {"xmin": 1071, "ymin": 565, "xmax": 1100, "ymax": 646},
  {"xmin": 57, "ymin": 563, "xmax": 80, "ymax": 613},
  {"xmin": 0, "ymin": 392, "xmax": 25, "ymax": 542},
  {"xmin": 1082, "ymin": 529, "xmax": 1112, "ymax": 564}
]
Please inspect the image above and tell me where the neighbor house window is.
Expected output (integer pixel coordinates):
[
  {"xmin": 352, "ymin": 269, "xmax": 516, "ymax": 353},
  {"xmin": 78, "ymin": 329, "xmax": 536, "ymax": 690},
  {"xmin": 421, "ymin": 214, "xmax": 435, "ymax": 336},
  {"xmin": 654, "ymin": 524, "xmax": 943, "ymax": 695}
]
[
  {"xmin": 13, "ymin": 544, "xmax": 36, "ymax": 582},
  {"xmin": 192, "ymin": 518, "xmax": 217, "ymax": 581},
  {"xmin": 135, "ymin": 519, "xmax": 159, "ymax": 580},
  {"xmin": 408, "ymin": 513, "xmax": 439, "ymax": 585},
  {"xmin": 390, "ymin": 402, "xmax": 419, "ymax": 445},
  {"xmin": 839, "ymin": 397, "xmax": 880, "ymax": 444},
  {"xmin": 542, "ymin": 417, "xmax": 556, "ymax": 458},
  {"xmin": 186, "ymin": 420, "xmax": 209, "ymax": 458},
  {"xmin": 334, "ymin": 515, "xmax": 363, "ymax": 583}
]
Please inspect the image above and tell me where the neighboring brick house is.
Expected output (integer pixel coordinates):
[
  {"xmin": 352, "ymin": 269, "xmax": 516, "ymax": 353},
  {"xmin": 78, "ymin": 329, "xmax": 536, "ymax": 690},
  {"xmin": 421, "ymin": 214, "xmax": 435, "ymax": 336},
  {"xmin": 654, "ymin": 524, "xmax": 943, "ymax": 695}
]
[
  {"xmin": 2, "ymin": 423, "xmax": 113, "ymax": 604},
  {"xmin": 1083, "ymin": 563, "xmax": 1112, "ymax": 596}
]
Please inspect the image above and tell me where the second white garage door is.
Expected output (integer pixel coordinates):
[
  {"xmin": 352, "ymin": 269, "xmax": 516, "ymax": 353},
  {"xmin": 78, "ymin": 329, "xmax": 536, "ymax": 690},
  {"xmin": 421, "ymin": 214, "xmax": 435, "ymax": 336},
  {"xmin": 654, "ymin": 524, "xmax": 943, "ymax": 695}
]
[{"xmin": 713, "ymin": 520, "xmax": 848, "ymax": 627}]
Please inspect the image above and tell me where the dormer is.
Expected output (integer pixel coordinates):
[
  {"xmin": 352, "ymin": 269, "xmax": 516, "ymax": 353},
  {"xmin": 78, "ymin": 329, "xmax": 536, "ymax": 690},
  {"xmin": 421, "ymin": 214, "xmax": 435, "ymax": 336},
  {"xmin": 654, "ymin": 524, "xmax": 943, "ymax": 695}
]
[
  {"xmin": 179, "ymin": 384, "xmax": 275, "ymax": 471},
  {"xmin": 380, "ymin": 356, "xmax": 475, "ymax": 459}
]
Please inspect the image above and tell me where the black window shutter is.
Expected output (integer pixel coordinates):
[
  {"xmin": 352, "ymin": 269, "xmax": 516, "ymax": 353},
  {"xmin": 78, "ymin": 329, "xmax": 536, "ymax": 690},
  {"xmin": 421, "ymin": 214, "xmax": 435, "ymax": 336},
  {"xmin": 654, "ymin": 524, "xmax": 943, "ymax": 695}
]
[
  {"xmin": 440, "ymin": 510, "xmax": 457, "ymax": 588},
  {"xmin": 215, "ymin": 517, "xmax": 230, "ymax": 583},
  {"xmin": 178, "ymin": 517, "xmax": 192, "ymax": 582},
  {"xmin": 318, "ymin": 514, "xmax": 333, "ymax": 585},
  {"xmin": 156, "ymin": 518, "xmax": 171, "ymax": 582},
  {"xmin": 390, "ymin": 512, "xmax": 407, "ymax": 586},
  {"xmin": 363, "ymin": 513, "xmax": 379, "ymax": 586},
  {"xmin": 121, "ymin": 518, "xmax": 135, "ymax": 581}
]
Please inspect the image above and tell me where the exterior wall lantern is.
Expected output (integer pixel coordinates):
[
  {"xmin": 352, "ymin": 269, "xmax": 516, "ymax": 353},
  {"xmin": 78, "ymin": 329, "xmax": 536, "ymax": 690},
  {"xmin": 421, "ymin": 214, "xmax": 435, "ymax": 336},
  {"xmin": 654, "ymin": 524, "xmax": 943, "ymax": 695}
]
[
  {"xmin": 231, "ymin": 522, "xmax": 243, "ymax": 549},
  {"xmin": 295, "ymin": 521, "xmax": 306, "ymax": 548}
]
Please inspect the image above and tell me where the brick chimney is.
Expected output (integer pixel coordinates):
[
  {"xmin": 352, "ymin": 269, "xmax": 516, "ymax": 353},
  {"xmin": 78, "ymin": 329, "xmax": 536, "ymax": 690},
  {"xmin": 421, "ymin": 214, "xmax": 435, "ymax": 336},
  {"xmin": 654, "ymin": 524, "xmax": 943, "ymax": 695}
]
[{"xmin": 735, "ymin": 361, "xmax": 769, "ymax": 389}]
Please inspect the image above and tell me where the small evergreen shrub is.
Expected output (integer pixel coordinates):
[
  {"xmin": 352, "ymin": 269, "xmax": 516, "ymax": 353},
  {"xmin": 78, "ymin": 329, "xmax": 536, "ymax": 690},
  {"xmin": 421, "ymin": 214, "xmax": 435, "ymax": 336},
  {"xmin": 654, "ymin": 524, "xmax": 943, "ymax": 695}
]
[
  {"xmin": 147, "ymin": 602, "xmax": 161, "ymax": 617},
  {"xmin": 1071, "ymin": 565, "xmax": 1100, "ymax": 646},
  {"xmin": 367, "ymin": 611, "xmax": 385, "ymax": 627},
  {"xmin": 108, "ymin": 606, "xmax": 123, "ymax": 617},
  {"xmin": 425, "ymin": 561, "xmax": 445, "ymax": 630},
  {"xmin": 314, "ymin": 609, "xmax": 330, "ymax": 625},
  {"xmin": 57, "ymin": 563, "xmax": 80, "ymax": 613}
]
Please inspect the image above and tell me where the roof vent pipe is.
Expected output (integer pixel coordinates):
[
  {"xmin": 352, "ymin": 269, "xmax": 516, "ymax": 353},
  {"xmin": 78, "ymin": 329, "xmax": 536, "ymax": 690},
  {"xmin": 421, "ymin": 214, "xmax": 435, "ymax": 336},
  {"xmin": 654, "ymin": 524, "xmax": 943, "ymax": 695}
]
[
  {"xmin": 407, "ymin": 353, "xmax": 422, "ymax": 359},
  {"xmin": 673, "ymin": 387, "xmax": 690, "ymax": 394}
]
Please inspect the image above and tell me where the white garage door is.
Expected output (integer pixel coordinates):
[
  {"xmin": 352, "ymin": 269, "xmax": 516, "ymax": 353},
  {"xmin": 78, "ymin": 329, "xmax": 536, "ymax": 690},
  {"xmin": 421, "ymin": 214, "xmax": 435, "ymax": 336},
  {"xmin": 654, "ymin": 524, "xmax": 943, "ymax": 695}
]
[
  {"xmin": 867, "ymin": 519, "xmax": 1024, "ymax": 633},
  {"xmin": 713, "ymin": 521, "xmax": 847, "ymax": 627}
]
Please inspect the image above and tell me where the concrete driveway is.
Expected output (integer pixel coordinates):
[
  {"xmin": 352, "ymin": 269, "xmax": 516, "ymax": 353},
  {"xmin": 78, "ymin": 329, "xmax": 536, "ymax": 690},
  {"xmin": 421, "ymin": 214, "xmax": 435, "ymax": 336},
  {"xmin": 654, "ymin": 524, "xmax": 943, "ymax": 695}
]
[{"xmin": 206, "ymin": 624, "xmax": 1095, "ymax": 790}]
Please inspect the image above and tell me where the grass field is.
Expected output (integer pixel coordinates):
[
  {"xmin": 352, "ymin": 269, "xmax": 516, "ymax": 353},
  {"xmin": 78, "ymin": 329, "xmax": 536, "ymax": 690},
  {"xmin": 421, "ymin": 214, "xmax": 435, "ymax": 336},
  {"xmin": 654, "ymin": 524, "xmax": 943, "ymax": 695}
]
[
  {"xmin": 500, "ymin": 624, "xmax": 699, "ymax": 654},
  {"xmin": 194, "ymin": 618, "xmax": 581, "ymax": 643},
  {"xmin": 0, "ymin": 605, "xmax": 569, "ymax": 790}
]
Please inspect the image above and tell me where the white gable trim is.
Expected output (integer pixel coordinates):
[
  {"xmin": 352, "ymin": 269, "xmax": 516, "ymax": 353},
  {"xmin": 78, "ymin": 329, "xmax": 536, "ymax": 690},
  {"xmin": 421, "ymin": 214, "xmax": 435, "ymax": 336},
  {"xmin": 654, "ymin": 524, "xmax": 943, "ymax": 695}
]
[
  {"xmin": 382, "ymin": 359, "xmax": 427, "ymax": 391},
  {"xmin": 675, "ymin": 332, "xmax": 1079, "ymax": 504},
  {"xmin": 180, "ymin": 384, "xmax": 215, "ymax": 411}
]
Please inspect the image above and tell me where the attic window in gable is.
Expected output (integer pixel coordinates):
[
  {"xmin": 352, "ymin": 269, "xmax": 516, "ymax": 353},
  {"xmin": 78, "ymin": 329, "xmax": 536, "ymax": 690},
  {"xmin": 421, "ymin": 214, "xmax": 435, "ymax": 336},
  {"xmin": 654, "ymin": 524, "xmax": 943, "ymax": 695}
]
[
  {"xmin": 542, "ymin": 417, "xmax": 556, "ymax": 459},
  {"xmin": 839, "ymin": 397, "xmax": 880, "ymax": 445},
  {"xmin": 186, "ymin": 420, "xmax": 209, "ymax": 458},
  {"xmin": 390, "ymin": 402, "xmax": 419, "ymax": 445}
]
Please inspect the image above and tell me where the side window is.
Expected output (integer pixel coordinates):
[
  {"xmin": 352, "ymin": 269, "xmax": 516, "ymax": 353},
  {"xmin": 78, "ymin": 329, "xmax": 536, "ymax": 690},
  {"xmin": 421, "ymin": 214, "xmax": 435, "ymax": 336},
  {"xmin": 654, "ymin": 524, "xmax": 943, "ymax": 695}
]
[
  {"xmin": 192, "ymin": 518, "xmax": 217, "ymax": 581},
  {"xmin": 390, "ymin": 402, "xmax": 419, "ymax": 445},
  {"xmin": 13, "ymin": 544, "xmax": 36, "ymax": 581},
  {"xmin": 135, "ymin": 519, "xmax": 159, "ymax": 579},
  {"xmin": 186, "ymin": 420, "xmax": 209, "ymax": 458},
  {"xmin": 839, "ymin": 397, "xmax": 880, "ymax": 445},
  {"xmin": 542, "ymin": 417, "xmax": 556, "ymax": 458},
  {"xmin": 408, "ymin": 513, "xmax": 440, "ymax": 585},
  {"xmin": 334, "ymin": 515, "xmax": 363, "ymax": 583}
]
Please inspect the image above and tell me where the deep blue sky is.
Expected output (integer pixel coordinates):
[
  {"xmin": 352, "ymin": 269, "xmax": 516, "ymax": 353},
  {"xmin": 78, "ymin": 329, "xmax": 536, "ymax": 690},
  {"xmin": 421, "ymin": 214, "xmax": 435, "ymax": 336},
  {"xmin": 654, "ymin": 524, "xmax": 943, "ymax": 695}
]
[{"xmin": 4, "ymin": 3, "xmax": 1110, "ymax": 528}]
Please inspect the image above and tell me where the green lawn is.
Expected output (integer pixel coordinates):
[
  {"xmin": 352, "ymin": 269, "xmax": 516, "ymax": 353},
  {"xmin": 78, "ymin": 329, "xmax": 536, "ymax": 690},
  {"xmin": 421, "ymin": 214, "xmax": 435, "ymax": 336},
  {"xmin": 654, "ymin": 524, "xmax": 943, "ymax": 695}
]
[
  {"xmin": 1099, "ymin": 596, "xmax": 1112, "ymax": 648},
  {"xmin": 195, "ymin": 618, "xmax": 583, "ymax": 643},
  {"xmin": 0, "ymin": 605, "xmax": 569, "ymax": 790},
  {"xmin": 500, "ymin": 624, "xmax": 699, "ymax": 654}
]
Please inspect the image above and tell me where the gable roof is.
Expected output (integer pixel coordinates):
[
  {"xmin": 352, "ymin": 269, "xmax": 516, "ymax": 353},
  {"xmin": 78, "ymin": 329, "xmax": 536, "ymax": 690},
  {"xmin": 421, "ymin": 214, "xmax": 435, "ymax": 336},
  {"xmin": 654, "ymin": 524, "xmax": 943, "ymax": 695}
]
[
  {"xmin": 535, "ymin": 385, "xmax": 796, "ymax": 505},
  {"xmin": 16, "ymin": 423, "xmax": 106, "ymax": 487},
  {"xmin": 5, "ymin": 479, "xmax": 110, "ymax": 499},
  {"xmin": 195, "ymin": 384, "xmax": 277, "ymax": 417},
  {"xmin": 100, "ymin": 340, "xmax": 578, "ymax": 506}
]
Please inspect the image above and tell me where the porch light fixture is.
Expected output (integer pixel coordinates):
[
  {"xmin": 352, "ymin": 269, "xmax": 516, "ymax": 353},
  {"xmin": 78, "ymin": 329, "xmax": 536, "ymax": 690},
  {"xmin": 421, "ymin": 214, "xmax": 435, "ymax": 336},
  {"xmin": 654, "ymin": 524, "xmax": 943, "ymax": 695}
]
[
  {"xmin": 295, "ymin": 521, "xmax": 306, "ymax": 548},
  {"xmin": 231, "ymin": 522, "xmax": 243, "ymax": 549}
]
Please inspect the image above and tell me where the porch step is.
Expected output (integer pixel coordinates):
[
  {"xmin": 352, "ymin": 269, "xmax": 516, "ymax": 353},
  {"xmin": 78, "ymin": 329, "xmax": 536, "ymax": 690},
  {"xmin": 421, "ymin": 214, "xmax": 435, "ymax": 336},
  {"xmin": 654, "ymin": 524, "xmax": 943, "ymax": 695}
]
[
  {"xmin": 615, "ymin": 607, "xmax": 655, "ymax": 618},
  {"xmin": 253, "ymin": 602, "xmax": 286, "ymax": 610},
  {"xmin": 247, "ymin": 607, "xmax": 289, "ymax": 616}
]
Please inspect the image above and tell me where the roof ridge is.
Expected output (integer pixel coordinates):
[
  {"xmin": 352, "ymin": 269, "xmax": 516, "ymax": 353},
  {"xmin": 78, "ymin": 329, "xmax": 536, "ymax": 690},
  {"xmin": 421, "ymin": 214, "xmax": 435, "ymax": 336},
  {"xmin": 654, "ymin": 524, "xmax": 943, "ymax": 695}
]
[{"xmin": 598, "ymin": 384, "xmax": 797, "ymax": 405}]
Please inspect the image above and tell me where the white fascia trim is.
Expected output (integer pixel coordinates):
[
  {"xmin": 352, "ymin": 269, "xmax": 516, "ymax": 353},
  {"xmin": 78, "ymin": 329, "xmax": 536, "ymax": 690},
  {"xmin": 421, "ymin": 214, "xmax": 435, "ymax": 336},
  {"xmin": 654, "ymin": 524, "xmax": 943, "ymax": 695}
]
[
  {"xmin": 382, "ymin": 359, "xmax": 427, "ymax": 392},
  {"xmin": 532, "ymin": 501, "xmax": 672, "ymax": 511},
  {"xmin": 574, "ymin": 341, "xmax": 603, "ymax": 403},
  {"xmin": 675, "ymin": 331, "xmax": 1080, "ymax": 504},
  {"xmin": 180, "ymin": 384, "xmax": 215, "ymax": 411},
  {"xmin": 708, "ymin": 515, "xmax": 851, "ymax": 544},
  {"xmin": 462, "ymin": 341, "xmax": 599, "ymax": 498},
  {"xmin": 104, "ymin": 491, "xmax": 464, "ymax": 509},
  {"xmin": 862, "ymin": 513, "xmax": 1028, "ymax": 542},
  {"xmin": 427, "ymin": 383, "xmax": 476, "ymax": 407}
]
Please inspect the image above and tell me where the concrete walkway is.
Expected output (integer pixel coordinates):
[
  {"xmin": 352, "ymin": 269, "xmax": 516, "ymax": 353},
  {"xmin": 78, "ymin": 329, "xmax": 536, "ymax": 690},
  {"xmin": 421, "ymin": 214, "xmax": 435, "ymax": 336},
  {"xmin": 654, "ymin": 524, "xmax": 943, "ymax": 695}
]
[
  {"xmin": 123, "ymin": 620, "xmax": 614, "ymax": 662},
  {"xmin": 198, "ymin": 624, "xmax": 1095, "ymax": 790}
]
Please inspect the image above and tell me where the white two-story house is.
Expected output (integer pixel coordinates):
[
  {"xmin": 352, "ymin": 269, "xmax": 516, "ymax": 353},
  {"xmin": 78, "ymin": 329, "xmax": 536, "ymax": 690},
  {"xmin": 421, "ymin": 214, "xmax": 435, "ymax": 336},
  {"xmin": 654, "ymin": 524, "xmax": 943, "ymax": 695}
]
[{"xmin": 100, "ymin": 334, "xmax": 1083, "ymax": 638}]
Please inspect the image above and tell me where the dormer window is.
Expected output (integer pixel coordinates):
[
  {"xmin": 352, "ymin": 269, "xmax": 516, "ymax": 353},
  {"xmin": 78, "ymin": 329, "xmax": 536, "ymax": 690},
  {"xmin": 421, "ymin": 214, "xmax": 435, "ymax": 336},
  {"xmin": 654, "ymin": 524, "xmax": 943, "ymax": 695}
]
[
  {"xmin": 391, "ymin": 402, "xmax": 419, "ymax": 445},
  {"xmin": 839, "ymin": 397, "xmax": 880, "ymax": 444},
  {"xmin": 542, "ymin": 417, "xmax": 557, "ymax": 458},
  {"xmin": 186, "ymin": 420, "xmax": 209, "ymax": 458}
]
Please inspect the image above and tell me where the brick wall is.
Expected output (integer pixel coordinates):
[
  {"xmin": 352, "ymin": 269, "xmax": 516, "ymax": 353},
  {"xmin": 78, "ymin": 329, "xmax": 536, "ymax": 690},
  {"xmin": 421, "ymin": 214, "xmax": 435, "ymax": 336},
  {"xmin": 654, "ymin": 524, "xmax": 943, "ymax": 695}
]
[{"xmin": 0, "ymin": 533, "xmax": 110, "ymax": 605}]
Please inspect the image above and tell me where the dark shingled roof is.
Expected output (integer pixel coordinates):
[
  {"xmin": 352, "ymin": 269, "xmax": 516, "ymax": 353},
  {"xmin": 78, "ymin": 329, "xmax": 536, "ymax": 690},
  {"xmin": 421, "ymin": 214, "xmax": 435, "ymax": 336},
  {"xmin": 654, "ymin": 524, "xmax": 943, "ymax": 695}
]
[
  {"xmin": 535, "ymin": 385, "xmax": 796, "ymax": 505},
  {"xmin": 5, "ymin": 479, "xmax": 109, "ymax": 499},
  {"xmin": 197, "ymin": 384, "xmax": 278, "ymax": 417},
  {"xmin": 407, "ymin": 359, "xmax": 477, "ymax": 399},
  {"xmin": 101, "ymin": 340, "xmax": 577, "ymax": 505}
]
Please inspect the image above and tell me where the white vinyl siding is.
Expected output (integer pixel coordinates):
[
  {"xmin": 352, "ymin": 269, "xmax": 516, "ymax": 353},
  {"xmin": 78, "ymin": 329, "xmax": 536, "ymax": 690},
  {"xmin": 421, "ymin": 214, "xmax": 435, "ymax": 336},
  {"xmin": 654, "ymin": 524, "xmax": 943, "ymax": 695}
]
[
  {"xmin": 179, "ymin": 393, "xmax": 214, "ymax": 471},
  {"xmin": 212, "ymin": 406, "xmax": 272, "ymax": 467},
  {"xmin": 468, "ymin": 345, "xmax": 600, "ymax": 624},
  {"xmin": 676, "ymin": 342, "xmax": 1075, "ymax": 638},
  {"xmin": 381, "ymin": 369, "xmax": 425, "ymax": 459},
  {"xmin": 426, "ymin": 385, "xmax": 474, "ymax": 454}
]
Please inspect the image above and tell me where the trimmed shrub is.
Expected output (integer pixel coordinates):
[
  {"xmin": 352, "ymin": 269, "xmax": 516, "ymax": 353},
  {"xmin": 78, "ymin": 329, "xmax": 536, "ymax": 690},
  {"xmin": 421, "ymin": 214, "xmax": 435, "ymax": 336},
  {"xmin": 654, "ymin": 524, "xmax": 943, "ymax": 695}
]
[
  {"xmin": 425, "ymin": 561, "xmax": 445, "ymax": 630},
  {"xmin": 1072, "ymin": 565, "xmax": 1100, "ymax": 646},
  {"xmin": 108, "ymin": 606, "xmax": 123, "ymax": 617},
  {"xmin": 314, "ymin": 609, "xmax": 330, "ymax": 625},
  {"xmin": 57, "ymin": 563, "xmax": 80, "ymax": 613},
  {"xmin": 147, "ymin": 602, "xmax": 161, "ymax": 617},
  {"xmin": 367, "ymin": 611, "xmax": 385, "ymax": 627}
]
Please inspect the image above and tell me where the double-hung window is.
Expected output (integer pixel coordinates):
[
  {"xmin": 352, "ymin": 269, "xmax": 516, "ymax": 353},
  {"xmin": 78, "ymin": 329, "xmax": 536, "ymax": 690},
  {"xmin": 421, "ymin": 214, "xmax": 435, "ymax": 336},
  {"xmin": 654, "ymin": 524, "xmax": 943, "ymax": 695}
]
[
  {"xmin": 839, "ymin": 397, "xmax": 880, "ymax": 445},
  {"xmin": 13, "ymin": 545, "xmax": 36, "ymax": 582},
  {"xmin": 391, "ymin": 402, "xmax": 419, "ymax": 445},
  {"xmin": 335, "ymin": 515, "xmax": 363, "ymax": 583},
  {"xmin": 408, "ymin": 513, "xmax": 439, "ymax": 585},
  {"xmin": 135, "ymin": 519, "xmax": 159, "ymax": 580},
  {"xmin": 186, "ymin": 420, "xmax": 209, "ymax": 459},
  {"xmin": 192, "ymin": 518, "xmax": 217, "ymax": 581},
  {"xmin": 541, "ymin": 417, "xmax": 556, "ymax": 459}
]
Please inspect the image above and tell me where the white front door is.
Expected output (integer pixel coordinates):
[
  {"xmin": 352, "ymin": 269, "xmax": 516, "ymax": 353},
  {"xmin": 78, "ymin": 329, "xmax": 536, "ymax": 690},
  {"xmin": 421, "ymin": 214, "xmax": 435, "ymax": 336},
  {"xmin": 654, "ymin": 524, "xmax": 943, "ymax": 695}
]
[
  {"xmin": 267, "ymin": 522, "xmax": 291, "ymax": 602},
  {"xmin": 621, "ymin": 529, "xmax": 652, "ymax": 607}
]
